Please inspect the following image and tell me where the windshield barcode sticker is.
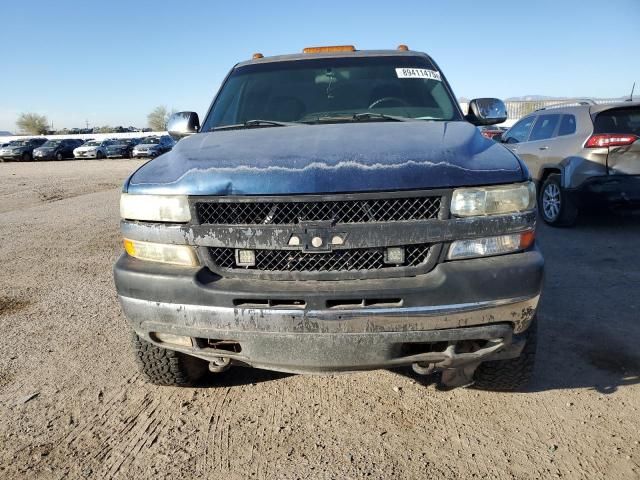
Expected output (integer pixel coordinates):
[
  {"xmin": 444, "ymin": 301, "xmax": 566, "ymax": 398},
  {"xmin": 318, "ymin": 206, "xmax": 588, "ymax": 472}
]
[{"xmin": 395, "ymin": 68, "xmax": 442, "ymax": 81}]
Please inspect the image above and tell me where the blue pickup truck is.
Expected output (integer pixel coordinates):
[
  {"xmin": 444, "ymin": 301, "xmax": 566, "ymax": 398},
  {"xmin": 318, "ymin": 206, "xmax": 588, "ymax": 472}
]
[{"xmin": 114, "ymin": 45, "xmax": 543, "ymax": 390}]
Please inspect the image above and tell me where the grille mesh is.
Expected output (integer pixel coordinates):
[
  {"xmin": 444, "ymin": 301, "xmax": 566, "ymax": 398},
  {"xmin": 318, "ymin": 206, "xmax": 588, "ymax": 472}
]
[
  {"xmin": 208, "ymin": 244, "xmax": 431, "ymax": 273},
  {"xmin": 196, "ymin": 196, "xmax": 441, "ymax": 225}
]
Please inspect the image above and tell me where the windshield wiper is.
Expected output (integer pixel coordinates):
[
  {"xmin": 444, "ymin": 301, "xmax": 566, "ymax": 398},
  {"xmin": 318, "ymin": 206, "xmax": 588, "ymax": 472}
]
[
  {"xmin": 211, "ymin": 119, "xmax": 300, "ymax": 131},
  {"xmin": 352, "ymin": 112, "xmax": 414, "ymax": 122},
  {"xmin": 304, "ymin": 112, "xmax": 415, "ymax": 124}
]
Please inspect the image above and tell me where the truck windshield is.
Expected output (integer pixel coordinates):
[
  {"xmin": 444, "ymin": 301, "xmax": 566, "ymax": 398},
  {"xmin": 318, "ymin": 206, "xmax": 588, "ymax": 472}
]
[{"xmin": 202, "ymin": 55, "xmax": 461, "ymax": 131}]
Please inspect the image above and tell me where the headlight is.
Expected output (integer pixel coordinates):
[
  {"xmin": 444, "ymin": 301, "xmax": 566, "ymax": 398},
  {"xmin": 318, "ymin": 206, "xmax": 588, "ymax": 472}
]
[
  {"xmin": 120, "ymin": 194, "xmax": 191, "ymax": 222},
  {"xmin": 447, "ymin": 230, "xmax": 535, "ymax": 260},
  {"xmin": 124, "ymin": 239, "xmax": 199, "ymax": 266},
  {"xmin": 451, "ymin": 182, "xmax": 535, "ymax": 217}
]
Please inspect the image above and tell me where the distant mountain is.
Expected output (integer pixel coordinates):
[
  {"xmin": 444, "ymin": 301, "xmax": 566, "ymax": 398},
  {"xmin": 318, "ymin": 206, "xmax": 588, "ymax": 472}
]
[
  {"xmin": 505, "ymin": 95, "xmax": 637, "ymax": 102},
  {"xmin": 504, "ymin": 95, "xmax": 565, "ymax": 102},
  {"xmin": 0, "ymin": 130, "xmax": 12, "ymax": 136}
]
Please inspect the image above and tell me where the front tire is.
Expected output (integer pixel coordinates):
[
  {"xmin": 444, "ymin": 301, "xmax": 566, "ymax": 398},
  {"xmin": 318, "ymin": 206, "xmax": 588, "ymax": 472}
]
[
  {"xmin": 96, "ymin": 150, "xmax": 105, "ymax": 160},
  {"xmin": 539, "ymin": 174, "xmax": 578, "ymax": 227},
  {"xmin": 131, "ymin": 333, "xmax": 208, "ymax": 386},
  {"xmin": 56, "ymin": 152, "xmax": 64, "ymax": 161},
  {"xmin": 472, "ymin": 317, "xmax": 538, "ymax": 391},
  {"xmin": 21, "ymin": 152, "xmax": 32, "ymax": 162}
]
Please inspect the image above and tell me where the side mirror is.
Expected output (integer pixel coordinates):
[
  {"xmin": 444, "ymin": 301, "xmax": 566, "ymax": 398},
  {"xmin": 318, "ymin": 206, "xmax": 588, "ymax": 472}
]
[
  {"xmin": 167, "ymin": 111, "xmax": 200, "ymax": 139},
  {"xmin": 466, "ymin": 98, "xmax": 507, "ymax": 126}
]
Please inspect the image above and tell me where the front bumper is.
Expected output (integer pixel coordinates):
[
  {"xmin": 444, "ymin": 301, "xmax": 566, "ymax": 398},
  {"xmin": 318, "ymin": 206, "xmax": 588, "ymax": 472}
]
[
  {"xmin": 115, "ymin": 249, "xmax": 543, "ymax": 373},
  {"xmin": 0, "ymin": 152, "xmax": 23, "ymax": 160},
  {"xmin": 132, "ymin": 151, "xmax": 158, "ymax": 158},
  {"xmin": 75, "ymin": 151, "xmax": 97, "ymax": 158}
]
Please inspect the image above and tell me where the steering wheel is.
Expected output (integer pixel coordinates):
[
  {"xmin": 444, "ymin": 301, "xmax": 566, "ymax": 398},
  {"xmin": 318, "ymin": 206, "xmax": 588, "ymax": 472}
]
[{"xmin": 368, "ymin": 97, "xmax": 410, "ymax": 109}]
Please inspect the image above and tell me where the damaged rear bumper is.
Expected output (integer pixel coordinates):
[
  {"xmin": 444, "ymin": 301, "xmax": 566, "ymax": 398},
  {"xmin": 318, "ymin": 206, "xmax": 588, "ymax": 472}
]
[
  {"xmin": 574, "ymin": 174, "xmax": 640, "ymax": 206},
  {"xmin": 115, "ymin": 249, "xmax": 543, "ymax": 374}
]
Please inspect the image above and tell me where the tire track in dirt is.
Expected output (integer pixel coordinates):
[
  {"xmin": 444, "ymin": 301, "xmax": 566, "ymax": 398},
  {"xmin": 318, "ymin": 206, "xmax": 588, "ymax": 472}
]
[
  {"xmin": 261, "ymin": 381, "xmax": 285, "ymax": 479},
  {"xmin": 197, "ymin": 386, "xmax": 231, "ymax": 476},
  {"xmin": 91, "ymin": 393, "xmax": 156, "ymax": 464},
  {"xmin": 441, "ymin": 392, "xmax": 478, "ymax": 477},
  {"xmin": 59, "ymin": 380, "xmax": 181, "ymax": 479},
  {"xmin": 215, "ymin": 387, "xmax": 233, "ymax": 473},
  {"xmin": 98, "ymin": 395, "xmax": 169, "ymax": 479},
  {"xmin": 255, "ymin": 382, "xmax": 280, "ymax": 480},
  {"xmin": 63, "ymin": 375, "xmax": 142, "ymax": 448}
]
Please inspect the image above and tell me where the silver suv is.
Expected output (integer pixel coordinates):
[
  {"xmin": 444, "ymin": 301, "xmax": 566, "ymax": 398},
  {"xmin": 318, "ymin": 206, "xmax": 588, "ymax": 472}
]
[{"xmin": 500, "ymin": 101, "xmax": 640, "ymax": 226}]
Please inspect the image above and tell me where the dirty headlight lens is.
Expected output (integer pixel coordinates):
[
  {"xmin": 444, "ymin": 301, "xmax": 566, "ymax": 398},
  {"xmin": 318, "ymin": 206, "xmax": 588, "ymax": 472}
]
[
  {"xmin": 120, "ymin": 194, "xmax": 191, "ymax": 222},
  {"xmin": 451, "ymin": 182, "xmax": 535, "ymax": 217},
  {"xmin": 447, "ymin": 231, "xmax": 535, "ymax": 260},
  {"xmin": 123, "ymin": 239, "xmax": 199, "ymax": 266}
]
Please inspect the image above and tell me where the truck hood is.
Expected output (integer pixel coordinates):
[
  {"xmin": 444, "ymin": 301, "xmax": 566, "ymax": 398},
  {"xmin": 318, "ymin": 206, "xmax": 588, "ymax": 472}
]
[{"xmin": 126, "ymin": 121, "xmax": 525, "ymax": 195}]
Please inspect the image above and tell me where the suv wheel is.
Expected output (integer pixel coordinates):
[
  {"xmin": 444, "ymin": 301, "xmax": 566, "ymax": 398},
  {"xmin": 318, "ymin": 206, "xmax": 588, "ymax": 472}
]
[
  {"xmin": 472, "ymin": 317, "xmax": 538, "ymax": 391},
  {"xmin": 539, "ymin": 174, "xmax": 578, "ymax": 227},
  {"xmin": 22, "ymin": 152, "xmax": 32, "ymax": 162},
  {"xmin": 56, "ymin": 152, "xmax": 64, "ymax": 161},
  {"xmin": 96, "ymin": 150, "xmax": 105, "ymax": 160},
  {"xmin": 131, "ymin": 332, "xmax": 208, "ymax": 386}
]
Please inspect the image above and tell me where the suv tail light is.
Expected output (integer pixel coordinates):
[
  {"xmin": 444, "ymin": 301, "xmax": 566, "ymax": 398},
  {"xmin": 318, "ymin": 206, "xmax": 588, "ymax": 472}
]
[{"xmin": 585, "ymin": 133, "xmax": 638, "ymax": 148}]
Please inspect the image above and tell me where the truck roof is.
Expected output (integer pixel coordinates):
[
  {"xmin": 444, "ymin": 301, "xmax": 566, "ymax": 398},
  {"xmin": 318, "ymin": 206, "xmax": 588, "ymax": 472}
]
[{"xmin": 235, "ymin": 49, "xmax": 432, "ymax": 68}]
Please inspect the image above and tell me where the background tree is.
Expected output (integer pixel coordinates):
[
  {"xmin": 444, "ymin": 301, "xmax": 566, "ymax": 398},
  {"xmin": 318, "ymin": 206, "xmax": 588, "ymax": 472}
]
[
  {"xmin": 147, "ymin": 106, "xmax": 175, "ymax": 131},
  {"xmin": 16, "ymin": 113, "xmax": 49, "ymax": 135}
]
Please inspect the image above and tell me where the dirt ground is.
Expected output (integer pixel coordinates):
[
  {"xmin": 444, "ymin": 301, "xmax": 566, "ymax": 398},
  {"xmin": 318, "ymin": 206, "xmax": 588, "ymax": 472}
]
[{"xmin": 1, "ymin": 159, "xmax": 639, "ymax": 479}]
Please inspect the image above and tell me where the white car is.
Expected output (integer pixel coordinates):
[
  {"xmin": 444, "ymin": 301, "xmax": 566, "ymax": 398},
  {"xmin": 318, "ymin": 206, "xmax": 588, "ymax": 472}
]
[
  {"xmin": 73, "ymin": 140, "xmax": 112, "ymax": 159},
  {"xmin": 132, "ymin": 136, "xmax": 175, "ymax": 158}
]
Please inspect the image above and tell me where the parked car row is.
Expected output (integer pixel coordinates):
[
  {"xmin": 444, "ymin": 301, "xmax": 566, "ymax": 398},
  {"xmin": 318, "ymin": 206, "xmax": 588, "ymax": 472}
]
[{"xmin": 0, "ymin": 135, "xmax": 176, "ymax": 161}]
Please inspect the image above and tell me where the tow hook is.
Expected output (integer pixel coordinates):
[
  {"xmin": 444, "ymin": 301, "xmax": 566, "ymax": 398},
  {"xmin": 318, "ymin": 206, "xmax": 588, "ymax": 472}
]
[
  {"xmin": 410, "ymin": 339, "xmax": 507, "ymax": 387},
  {"xmin": 412, "ymin": 362, "xmax": 436, "ymax": 376},
  {"xmin": 209, "ymin": 356, "xmax": 232, "ymax": 373}
]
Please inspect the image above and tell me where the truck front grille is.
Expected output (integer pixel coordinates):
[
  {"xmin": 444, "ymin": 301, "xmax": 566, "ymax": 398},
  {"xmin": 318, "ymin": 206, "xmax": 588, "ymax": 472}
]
[
  {"xmin": 195, "ymin": 196, "xmax": 441, "ymax": 225},
  {"xmin": 208, "ymin": 244, "xmax": 432, "ymax": 273}
]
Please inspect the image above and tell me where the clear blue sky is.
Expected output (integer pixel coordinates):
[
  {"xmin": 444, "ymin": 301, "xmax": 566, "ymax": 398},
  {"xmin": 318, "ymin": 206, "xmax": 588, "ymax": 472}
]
[{"xmin": 1, "ymin": 0, "xmax": 638, "ymax": 131}]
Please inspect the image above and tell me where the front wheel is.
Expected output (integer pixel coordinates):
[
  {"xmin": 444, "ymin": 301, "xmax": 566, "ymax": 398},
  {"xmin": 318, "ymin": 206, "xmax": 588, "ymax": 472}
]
[
  {"xmin": 56, "ymin": 152, "xmax": 64, "ymax": 161},
  {"xmin": 472, "ymin": 317, "xmax": 538, "ymax": 391},
  {"xmin": 96, "ymin": 150, "xmax": 106, "ymax": 160},
  {"xmin": 539, "ymin": 174, "xmax": 578, "ymax": 227},
  {"xmin": 21, "ymin": 152, "xmax": 32, "ymax": 162},
  {"xmin": 131, "ymin": 333, "xmax": 208, "ymax": 386}
]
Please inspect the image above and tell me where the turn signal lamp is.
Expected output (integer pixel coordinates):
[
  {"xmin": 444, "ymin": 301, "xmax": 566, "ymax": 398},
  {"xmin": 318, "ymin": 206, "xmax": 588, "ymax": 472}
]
[
  {"xmin": 123, "ymin": 239, "xmax": 199, "ymax": 267},
  {"xmin": 397, "ymin": 44, "xmax": 409, "ymax": 51},
  {"xmin": 303, "ymin": 45, "xmax": 356, "ymax": 54},
  {"xmin": 252, "ymin": 53, "xmax": 264, "ymax": 59},
  {"xmin": 447, "ymin": 230, "xmax": 536, "ymax": 261}
]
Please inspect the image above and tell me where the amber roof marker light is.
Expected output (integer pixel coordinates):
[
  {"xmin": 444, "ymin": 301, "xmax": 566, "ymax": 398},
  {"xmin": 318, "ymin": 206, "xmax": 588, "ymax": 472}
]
[
  {"xmin": 397, "ymin": 44, "xmax": 409, "ymax": 51},
  {"xmin": 303, "ymin": 45, "xmax": 356, "ymax": 54},
  {"xmin": 252, "ymin": 53, "xmax": 264, "ymax": 59}
]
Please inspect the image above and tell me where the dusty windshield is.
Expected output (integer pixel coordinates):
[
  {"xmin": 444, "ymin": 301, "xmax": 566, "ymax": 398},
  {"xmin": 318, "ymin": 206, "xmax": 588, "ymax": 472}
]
[{"xmin": 202, "ymin": 55, "xmax": 460, "ymax": 131}]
